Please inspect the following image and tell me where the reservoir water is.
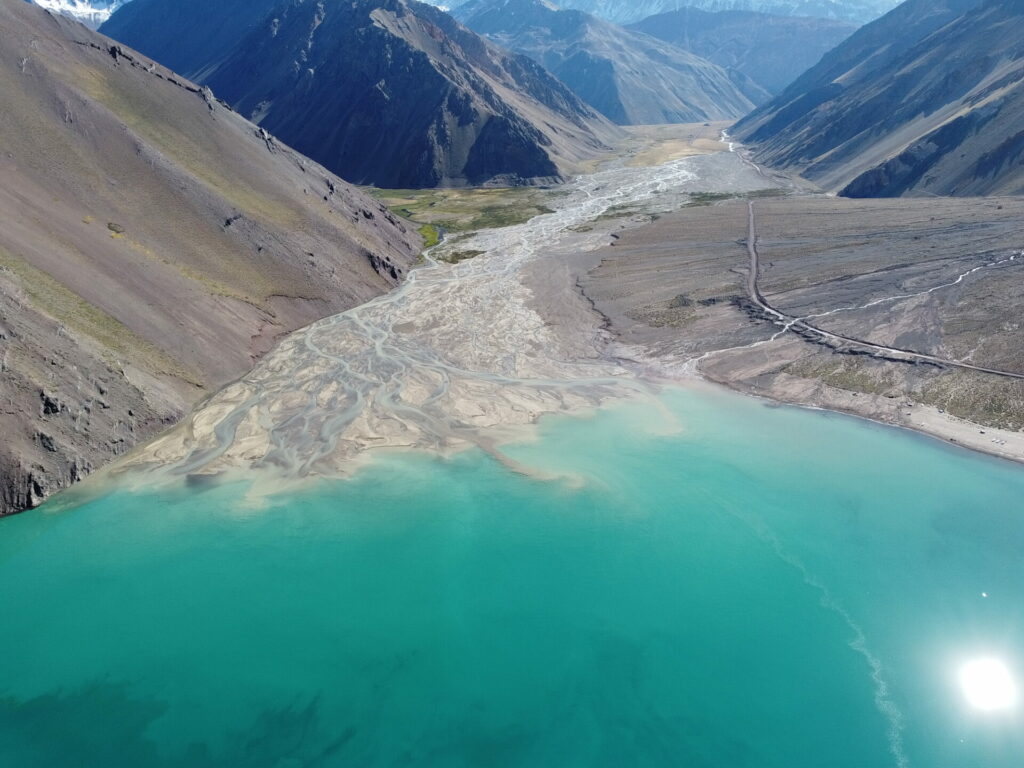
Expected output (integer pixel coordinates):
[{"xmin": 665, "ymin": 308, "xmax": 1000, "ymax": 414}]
[{"xmin": 1, "ymin": 385, "xmax": 1022, "ymax": 767}]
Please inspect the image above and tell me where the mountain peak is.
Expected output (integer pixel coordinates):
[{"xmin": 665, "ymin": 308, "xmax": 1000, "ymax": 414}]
[{"xmin": 102, "ymin": 0, "xmax": 618, "ymax": 187}]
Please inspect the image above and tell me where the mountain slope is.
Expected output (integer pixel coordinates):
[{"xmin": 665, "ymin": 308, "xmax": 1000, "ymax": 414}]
[
  {"xmin": 0, "ymin": 0, "xmax": 420, "ymax": 514},
  {"xmin": 630, "ymin": 7, "xmax": 856, "ymax": 95},
  {"xmin": 100, "ymin": 0, "xmax": 281, "ymax": 78},
  {"xmin": 454, "ymin": 0, "xmax": 761, "ymax": 124},
  {"xmin": 733, "ymin": 0, "xmax": 1024, "ymax": 197},
  {"xmin": 103, "ymin": 0, "xmax": 618, "ymax": 188}
]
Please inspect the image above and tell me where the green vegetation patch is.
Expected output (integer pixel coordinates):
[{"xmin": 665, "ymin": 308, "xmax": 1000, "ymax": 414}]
[
  {"xmin": 920, "ymin": 372, "xmax": 1024, "ymax": 431},
  {"xmin": 366, "ymin": 187, "xmax": 560, "ymax": 237},
  {"xmin": 418, "ymin": 224, "xmax": 441, "ymax": 249},
  {"xmin": 783, "ymin": 357, "xmax": 898, "ymax": 398},
  {"xmin": 443, "ymin": 250, "xmax": 485, "ymax": 264},
  {"xmin": 687, "ymin": 188, "xmax": 788, "ymax": 207}
]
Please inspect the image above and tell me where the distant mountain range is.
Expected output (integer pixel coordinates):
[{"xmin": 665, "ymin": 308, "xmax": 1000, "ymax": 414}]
[
  {"xmin": 2, "ymin": 0, "xmax": 420, "ymax": 513},
  {"xmin": 735, "ymin": 0, "xmax": 1024, "ymax": 197},
  {"xmin": 454, "ymin": 0, "xmax": 763, "ymax": 124},
  {"xmin": 28, "ymin": 0, "xmax": 128, "ymax": 28},
  {"xmin": 630, "ymin": 7, "xmax": 856, "ymax": 95},
  {"xmin": 559, "ymin": 0, "xmax": 899, "ymax": 23},
  {"xmin": 426, "ymin": 0, "xmax": 901, "ymax": 23},
  {"xmin": 103, "ymin": 0, "xmax": 617, "ymax": 188}
]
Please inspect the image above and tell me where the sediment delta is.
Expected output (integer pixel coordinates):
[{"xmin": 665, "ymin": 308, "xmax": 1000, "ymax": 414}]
[{"xmin": 121, "ymin": 148, "xmax": 773, "ymax": 484}]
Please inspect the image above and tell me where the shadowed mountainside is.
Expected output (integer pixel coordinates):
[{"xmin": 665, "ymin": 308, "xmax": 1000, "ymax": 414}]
[
  {"xmin": 0, "ymin": 0, "xmax": 421, "ymax": 515},
  {"xmin": 454, "ymin": 0, "xmax": 763, "ymax": 123},
  {"xmin": 103, "ymin": 0, "xmax": 618, "ymax": 188},
  {"xmin": 630, "ymin": 7, "xmax": 856, "ymax": 95},
  {"xmin": 100, "ymin": 0, "xmax": 280, "ymax": 77},
  {"xmin": 732, "ymin": 0, "xmax": 1024, "ymax": 197}
]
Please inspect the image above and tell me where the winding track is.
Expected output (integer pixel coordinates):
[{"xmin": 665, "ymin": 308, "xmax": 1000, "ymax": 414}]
[{"xmin": 744, "ymin": 202, "xmax": 1024, "ymax": 380}]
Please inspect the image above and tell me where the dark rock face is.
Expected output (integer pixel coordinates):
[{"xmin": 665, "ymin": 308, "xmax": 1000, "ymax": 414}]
[
  {"xmin": 101, "ymin": 0, "xmax": 282, "ymax": 78},
  {"xmin": 103, "ymin": 0, "xmax": 617, "ymax": 188},
  {"xmin": 1, "ymin": 1, "xmax": 420, "ymax": 516},
  {"xmin": 732, "ymin": 0, "xmax": 1024, "ymax": 197},
  {"xmin": 629, "ymin": 7, "xmax": 857, "ymax": 96},
  {"xmin": 455, "ymin": 0, "xmax": 760, "ymax": 124},
  {"xmin": 463, "ymin": 116, "xmax": 558, "ymax": 185}
]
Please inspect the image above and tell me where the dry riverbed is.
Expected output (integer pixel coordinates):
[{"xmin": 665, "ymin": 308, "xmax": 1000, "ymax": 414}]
[{"xmin": 118, "ymin": 144, "xmax": 774, "ymax": 486}]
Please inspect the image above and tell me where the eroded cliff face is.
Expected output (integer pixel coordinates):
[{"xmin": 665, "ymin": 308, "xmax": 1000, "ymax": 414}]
[{"xmin": 0, "ymin": 1, "xmax": 421, "ymax": 516}]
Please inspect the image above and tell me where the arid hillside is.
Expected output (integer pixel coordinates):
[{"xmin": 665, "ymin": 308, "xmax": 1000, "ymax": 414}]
[{"xmin": 0, "ymin": 0, "xmax": 421, "ymax": 514}]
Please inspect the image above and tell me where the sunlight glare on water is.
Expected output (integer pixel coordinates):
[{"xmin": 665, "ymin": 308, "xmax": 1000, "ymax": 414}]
[{"xmin": 959, "ymin": 658, "xmax": 1018, "ymax": 712}]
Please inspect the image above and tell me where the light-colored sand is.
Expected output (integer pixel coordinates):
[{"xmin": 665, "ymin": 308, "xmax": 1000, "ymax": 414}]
[
  {"xmin": 741, "ymin": 371, "xmax": 1024, "ymax": 465},
  {"xmin": 576, "ymin": 122, "xmax": 732, "ymax": 173}
]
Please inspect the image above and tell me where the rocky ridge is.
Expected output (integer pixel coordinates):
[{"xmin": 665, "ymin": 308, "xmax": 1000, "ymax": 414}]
[
  {"xmin": 630, "ymin": 7, "xmax": 857, "ymax": 95},
  {"xmin": 425, "ymin": 0, "xmax": 900, "ymax": 24},
  {"xmin": 104, "ymin": 0, "xmax": 619, "ymax": 188},
  {"xmin": 30, "ymin": 0, "xmax": 130, "ymax": 28}
]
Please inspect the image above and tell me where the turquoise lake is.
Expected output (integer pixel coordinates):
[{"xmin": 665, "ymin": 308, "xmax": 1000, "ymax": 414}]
[{"xmin": 1, "ymin": 385, "xmax": 1022, "ymax": 766}]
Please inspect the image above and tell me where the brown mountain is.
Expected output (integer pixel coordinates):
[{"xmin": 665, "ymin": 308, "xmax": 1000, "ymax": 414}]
[{"xmin": 0, "ymin": 0, "xmax": 421, "ymax": 515}]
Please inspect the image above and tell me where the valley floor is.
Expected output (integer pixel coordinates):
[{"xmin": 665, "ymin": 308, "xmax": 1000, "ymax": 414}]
[
  {"xmin": 90, "ymin": 127, "xmax": 1024, "ymax": 492},
  {"xmin": 582, "ymin": 192, "xmax": 1024, "ymax": 464}
]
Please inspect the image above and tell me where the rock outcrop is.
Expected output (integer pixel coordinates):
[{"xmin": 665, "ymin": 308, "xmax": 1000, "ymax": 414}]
[{"xmin": 0, "ymin": 0, "xmax": 421, "ymax": 516}]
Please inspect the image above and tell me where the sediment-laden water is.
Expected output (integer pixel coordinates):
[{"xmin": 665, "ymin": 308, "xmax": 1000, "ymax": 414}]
[{"xmin": 1, "ymin": 387, "xmax": 1022, "ymax": 766}]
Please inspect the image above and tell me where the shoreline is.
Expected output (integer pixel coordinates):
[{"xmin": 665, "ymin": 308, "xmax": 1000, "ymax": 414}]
[
  {"xmin": 20, "ymin": 132, "xmax": 1024, "ymax": 516},
  {"xmin": 32, "ymin": 324, "xmax": 1024, "ymax": 518},
  {"xmin": 589, "ymin": 292, "xmax": 1024, "ymax": 470},
  {"xmin": 685, "ymin": 368, "xmax": 1024, "ymax": 469}
]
